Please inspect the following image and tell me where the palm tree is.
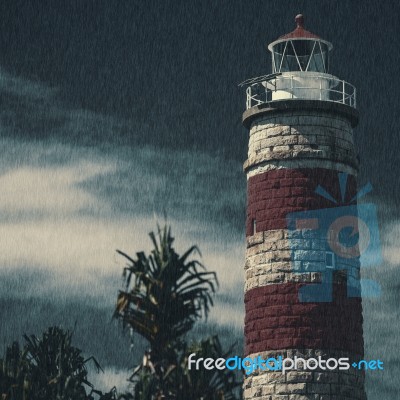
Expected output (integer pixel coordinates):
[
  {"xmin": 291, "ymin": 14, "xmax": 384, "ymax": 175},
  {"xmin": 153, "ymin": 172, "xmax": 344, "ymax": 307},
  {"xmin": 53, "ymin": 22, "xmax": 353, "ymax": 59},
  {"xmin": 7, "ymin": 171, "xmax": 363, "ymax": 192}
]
[
  {"xmin": 114, "ymin": 225, "xmax": 218, "ymax": 362},
  {"xmin": 114, "ymin": 225, "xmax": 241, "ymax": 399},
  {"xmin": 0, "ymin": 342, "xmax": 27, "ymax": 400},
  {"xmin": 22, "ymin": 326, "xmax": 100, "ymax": 399},
  {"xmin": 122, "ymin": 337, "xmax": 240, "ymax": 400},
  {"xmin": 0, "ymin": 327, "xmax": 117, "ymax": 400},
  {"xmin": 171, "ymin": 335, "xmax": 239, "ymax": 400}
]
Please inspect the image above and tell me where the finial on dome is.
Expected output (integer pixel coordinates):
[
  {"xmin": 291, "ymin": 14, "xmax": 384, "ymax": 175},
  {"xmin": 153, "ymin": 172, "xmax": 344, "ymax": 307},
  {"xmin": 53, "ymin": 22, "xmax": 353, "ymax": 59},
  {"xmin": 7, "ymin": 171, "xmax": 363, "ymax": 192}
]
[
  {"xmin": 295, "ymin": 14, "xmax": 304, "ymax": 28},
  {"xmin": 272, "ymin": 13, "xmax": 325, "ymax": 42}
]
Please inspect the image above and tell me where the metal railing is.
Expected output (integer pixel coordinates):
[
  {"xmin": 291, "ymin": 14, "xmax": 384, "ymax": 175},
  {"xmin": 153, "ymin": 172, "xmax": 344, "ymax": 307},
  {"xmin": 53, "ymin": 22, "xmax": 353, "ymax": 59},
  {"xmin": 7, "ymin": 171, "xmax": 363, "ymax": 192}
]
[{"xmin": 245, "ymin": 74, "xmax": 356, "ymax": 110}]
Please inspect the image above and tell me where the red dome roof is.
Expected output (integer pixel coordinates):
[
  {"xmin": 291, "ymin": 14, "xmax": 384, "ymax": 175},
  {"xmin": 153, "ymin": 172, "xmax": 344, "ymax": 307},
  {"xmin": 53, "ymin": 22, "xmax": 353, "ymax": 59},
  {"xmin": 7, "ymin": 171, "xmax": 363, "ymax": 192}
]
[{"xmin": 279, "ymin": 14, "xmax": 320, "ymax": 40}]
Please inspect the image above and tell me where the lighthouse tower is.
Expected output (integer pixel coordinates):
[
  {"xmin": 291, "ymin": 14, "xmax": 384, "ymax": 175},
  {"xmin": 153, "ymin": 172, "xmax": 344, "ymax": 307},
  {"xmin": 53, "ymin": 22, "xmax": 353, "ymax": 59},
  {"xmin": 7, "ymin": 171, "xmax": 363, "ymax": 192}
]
[{"xmin": 242, "ymin": 15, "xmax": 366, "ymax": 399}]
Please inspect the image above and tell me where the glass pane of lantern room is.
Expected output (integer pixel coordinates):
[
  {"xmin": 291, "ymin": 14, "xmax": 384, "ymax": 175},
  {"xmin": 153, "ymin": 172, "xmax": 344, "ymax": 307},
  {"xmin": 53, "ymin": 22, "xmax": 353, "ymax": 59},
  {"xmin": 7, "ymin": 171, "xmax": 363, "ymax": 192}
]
[
  {"xmin": 291, "ymin": 40, "xmax": 315, "ymax": 71},
  {"xmin": 280, "ymin": 41, "xmax": 302, "ymax": 72},
  {"xmin": 273, "ymin": 51, "xmax": 282, "ymax": 73},
  {"xmin": 272, "ymin": 42, "xmax": 286, "ymax": 72},
  {"xmin": 281, "ymin": 55, "xmax": 301, "ymax": 72},
  {"xmin": 320, "ymin": 42, "xmax": 329, "ymax": 72},
  {"xmin": 308, "ymin": 41, "xmax": 330, "ymax": 73},
  {"xmin": 308, "ymin": 53, "xmax": 324, "ymax": 72}
]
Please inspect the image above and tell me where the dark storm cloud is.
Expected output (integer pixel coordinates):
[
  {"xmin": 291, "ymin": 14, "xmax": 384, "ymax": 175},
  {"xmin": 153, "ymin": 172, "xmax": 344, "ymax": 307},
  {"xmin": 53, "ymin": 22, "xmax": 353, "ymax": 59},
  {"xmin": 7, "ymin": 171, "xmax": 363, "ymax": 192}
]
[
  {"xmin": 0, "ymin": 68, "xmax": 245, "ymax": 231},
  {"xmin": 0, "ymin": 0, "xmax": 399, "ymax": 207}
]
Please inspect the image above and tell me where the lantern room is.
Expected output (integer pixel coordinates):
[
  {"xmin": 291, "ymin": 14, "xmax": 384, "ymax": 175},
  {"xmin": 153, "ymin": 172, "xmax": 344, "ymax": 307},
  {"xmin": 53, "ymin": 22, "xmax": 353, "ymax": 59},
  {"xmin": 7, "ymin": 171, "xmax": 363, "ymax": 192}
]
[
  {"xmin": 240, "ymin": 14, "xmax": 356, "ymax": 109},
  {"xmin": 268, "ymin": 14, "xmax": 332, "ymax": 74}
]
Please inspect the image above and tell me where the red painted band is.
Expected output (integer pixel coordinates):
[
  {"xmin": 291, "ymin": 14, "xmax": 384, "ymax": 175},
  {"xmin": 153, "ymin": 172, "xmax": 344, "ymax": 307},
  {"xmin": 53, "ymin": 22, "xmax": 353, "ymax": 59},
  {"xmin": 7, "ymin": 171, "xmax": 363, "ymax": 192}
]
[
  {"xmin": 244, "ymin": 282, "xmax": 364, "ymax": 356},
  {"xmin": 246, "ymin": 168, "xmax": 357, "ymax": 235}
]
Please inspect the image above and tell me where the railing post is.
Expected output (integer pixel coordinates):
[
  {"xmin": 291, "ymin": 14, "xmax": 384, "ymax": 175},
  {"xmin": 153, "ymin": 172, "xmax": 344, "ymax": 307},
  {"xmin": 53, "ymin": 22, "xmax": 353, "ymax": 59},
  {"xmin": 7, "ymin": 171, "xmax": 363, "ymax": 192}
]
[
  {"xmin": 249, "ymin": 86, "xmax": 252, "ymax": 109},
  {"xmin": 354, "ymin": 89, "xmax": 357, "ymax": 108},
  {"xmin": 342, "ymin": 80, "xmax": 345, "ymax": 104},
  {"xmin": 319, "ymin": 79, "xmax": 322, "ymax": 100},
  {"xmin": 291, "ymin": 75, "xmax": 293, "ymax": 98}
]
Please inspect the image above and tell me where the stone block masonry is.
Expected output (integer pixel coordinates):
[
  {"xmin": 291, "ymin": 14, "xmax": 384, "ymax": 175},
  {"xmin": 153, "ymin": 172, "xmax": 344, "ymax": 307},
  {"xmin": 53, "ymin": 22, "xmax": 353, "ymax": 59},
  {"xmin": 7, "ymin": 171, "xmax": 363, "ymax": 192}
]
[
  {"xmin": 244, "ymin": 110, "xmax": 359, "ymax": 178},
  {"xmin": 242, "ymin": 104, "xmax": 366, "ymax": 399}
]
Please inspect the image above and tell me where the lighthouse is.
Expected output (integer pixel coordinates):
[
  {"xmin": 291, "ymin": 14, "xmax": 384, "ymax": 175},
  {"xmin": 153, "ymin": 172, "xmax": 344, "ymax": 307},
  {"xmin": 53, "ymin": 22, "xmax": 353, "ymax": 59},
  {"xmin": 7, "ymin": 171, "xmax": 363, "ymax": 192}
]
[{"xmin": 241, "ymin": 15, "xmax": 367, "ymax": 399}]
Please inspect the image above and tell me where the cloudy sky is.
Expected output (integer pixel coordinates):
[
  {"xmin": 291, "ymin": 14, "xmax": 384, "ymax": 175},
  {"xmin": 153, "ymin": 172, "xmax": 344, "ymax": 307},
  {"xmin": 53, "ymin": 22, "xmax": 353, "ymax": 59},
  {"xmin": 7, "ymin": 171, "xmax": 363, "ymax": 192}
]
[{"xmin": 0, "ymin": 1, "xmax": 399, "ymax": 397}]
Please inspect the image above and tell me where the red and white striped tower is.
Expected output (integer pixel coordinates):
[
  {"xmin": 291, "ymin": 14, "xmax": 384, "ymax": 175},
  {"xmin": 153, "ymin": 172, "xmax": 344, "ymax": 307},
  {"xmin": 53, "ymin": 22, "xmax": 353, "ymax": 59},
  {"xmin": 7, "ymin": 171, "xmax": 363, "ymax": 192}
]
[{"xmin": 241, "ymin": 15, "xmax": 366, "ymax": 399}]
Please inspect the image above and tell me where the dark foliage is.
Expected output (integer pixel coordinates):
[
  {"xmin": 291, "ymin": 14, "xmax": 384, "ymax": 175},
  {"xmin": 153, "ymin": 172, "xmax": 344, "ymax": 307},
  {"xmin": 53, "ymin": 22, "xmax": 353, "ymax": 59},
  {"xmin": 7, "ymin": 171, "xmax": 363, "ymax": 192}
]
[
  {"xmin": 114, "ymin": 225, "xmax": 241, "ymax": 399},
  {"xmin": 0, "ymin": 326, "xmax": 116, "ymax": 400}
]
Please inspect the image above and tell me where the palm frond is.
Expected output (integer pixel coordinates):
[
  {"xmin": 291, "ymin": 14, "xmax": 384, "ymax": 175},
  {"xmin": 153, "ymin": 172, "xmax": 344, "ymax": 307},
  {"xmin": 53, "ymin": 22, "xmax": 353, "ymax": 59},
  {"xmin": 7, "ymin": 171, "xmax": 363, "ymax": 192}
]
[{"xmin": 114, "ymin": 225, "xmax": 218, "ymax": 355}]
